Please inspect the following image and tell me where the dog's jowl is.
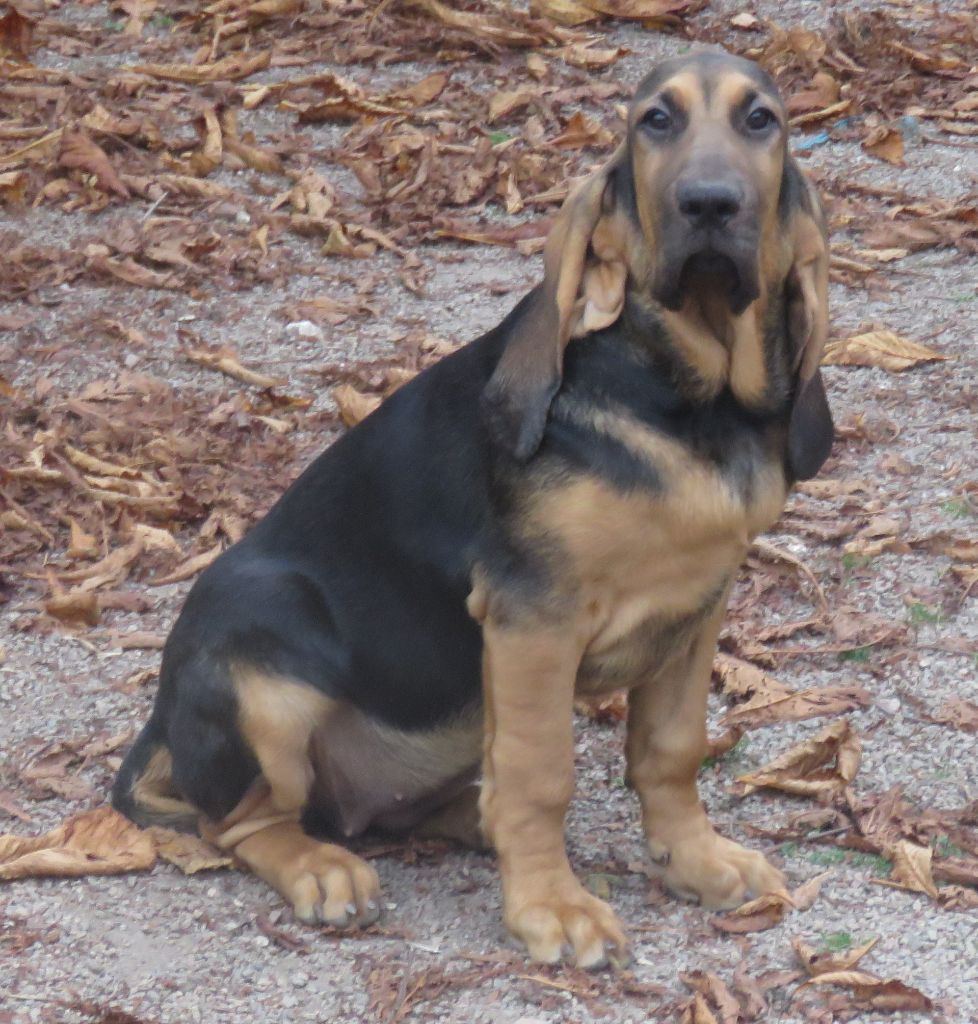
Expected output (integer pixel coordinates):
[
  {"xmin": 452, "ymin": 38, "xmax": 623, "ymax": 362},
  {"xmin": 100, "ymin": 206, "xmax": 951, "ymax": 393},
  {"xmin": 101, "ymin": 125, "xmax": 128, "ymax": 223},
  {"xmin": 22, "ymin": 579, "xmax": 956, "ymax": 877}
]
[{"xmin": 114, "ymin": 51, "xmax": 832, "ymax": 969}]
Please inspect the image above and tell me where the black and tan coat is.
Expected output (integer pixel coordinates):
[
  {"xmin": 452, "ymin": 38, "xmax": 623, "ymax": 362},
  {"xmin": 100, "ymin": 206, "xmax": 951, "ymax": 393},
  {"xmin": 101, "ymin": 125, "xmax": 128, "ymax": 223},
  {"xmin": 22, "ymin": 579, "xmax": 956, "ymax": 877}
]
[{"xmin": 114, "ymin": 51, "xmax": 833, "ymax": 970}]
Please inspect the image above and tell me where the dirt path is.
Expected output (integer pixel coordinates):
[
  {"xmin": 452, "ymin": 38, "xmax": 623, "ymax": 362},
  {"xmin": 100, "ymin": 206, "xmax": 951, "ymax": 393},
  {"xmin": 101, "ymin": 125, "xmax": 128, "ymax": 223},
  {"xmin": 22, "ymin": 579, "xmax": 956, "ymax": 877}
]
[{"xmin": 1, "ymin": 3, "xmax": 977, "ymax": 1022}]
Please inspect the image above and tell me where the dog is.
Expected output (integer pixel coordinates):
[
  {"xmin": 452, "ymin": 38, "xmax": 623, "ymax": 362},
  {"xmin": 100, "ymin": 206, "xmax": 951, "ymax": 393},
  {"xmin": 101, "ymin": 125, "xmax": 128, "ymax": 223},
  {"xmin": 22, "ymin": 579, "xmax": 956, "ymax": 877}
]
[{"xmin": 114, "ymin": 50, "xmax": 832, "ymax": 969}]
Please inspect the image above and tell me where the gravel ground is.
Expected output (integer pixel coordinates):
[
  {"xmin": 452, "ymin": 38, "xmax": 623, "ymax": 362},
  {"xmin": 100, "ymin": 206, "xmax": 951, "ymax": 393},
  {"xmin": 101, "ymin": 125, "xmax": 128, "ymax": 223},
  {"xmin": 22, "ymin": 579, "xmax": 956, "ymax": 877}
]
[{"xmin": 2, "ymin": 3, "xmax": 977, "ymax": 1023}]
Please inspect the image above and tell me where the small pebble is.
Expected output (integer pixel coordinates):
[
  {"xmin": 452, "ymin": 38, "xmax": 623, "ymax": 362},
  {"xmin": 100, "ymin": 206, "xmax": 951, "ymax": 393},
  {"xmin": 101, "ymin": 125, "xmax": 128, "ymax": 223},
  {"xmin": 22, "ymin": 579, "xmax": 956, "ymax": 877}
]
[{"xmin": 285, "ymin": 319, "xmax": 323, "ymax": 340}]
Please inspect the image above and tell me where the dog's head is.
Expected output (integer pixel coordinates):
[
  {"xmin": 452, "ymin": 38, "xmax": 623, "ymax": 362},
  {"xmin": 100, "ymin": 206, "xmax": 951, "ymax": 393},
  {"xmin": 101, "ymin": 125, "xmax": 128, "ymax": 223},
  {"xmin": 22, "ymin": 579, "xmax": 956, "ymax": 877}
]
[
  {"xmin": 629, "ymin": 52, "xmax": 787, "ymax": 316},
  {"xmin": 483, "ymin": 51, "xmax": 831, "ymax": 480}
]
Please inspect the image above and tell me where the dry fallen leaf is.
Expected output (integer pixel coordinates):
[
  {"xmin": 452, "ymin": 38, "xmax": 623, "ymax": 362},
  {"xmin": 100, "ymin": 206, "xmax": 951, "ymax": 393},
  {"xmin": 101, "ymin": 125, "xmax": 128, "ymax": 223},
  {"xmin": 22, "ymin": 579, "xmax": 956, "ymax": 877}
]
[
  {"xmin": 862, "ymin": 125, "xmax": 904, "ymax": 165},
  {"xmin": 679, "ymin": 993, "xmax": 719, "ymax": 1024},
  {"xmin": 44, "ymin": 588, "xmax": 101, "ymax": 627},
  {"xmin": 0, "ymin": 6, "xmax": 34, "ymax": 61},
  {"xmin": 724, "ymin": 687, "xmax": 872, "ymax": 730},
  {"xmin": 333, "ymin": 383, "xmax": 382, "ymax": 427},
  {"xmin": 185, "ymin": 347, "xmax": 285, "ymax": 389},
  {"xmin": 876, "ymin": 840, "xmax": 939, "ymax": 900},
  {"xmin": 131, "ymin": 51, "xmax": 271, "ymax": 83},
  {"xmin": 59, "ymin": 131, "xmax": 130, "ymax": 199},
  {"xmin": 713, "ymin": 654, "xmax": 789, "ymax": 703},
  {"xmin": 151, "ymin": 543, "xmax": 223, "ymax": 587},
  {"xmin": 736, "ymin": 720, "xmax": 861, "ymax": 800},
  {"xmin": 791, "ymin": 869, "xmax": 832, "ymax": 911},
  {"xmin": 0, "ymin": 806, "xmax": 156, "ymax": 880},
  {"xmin": 146, "ymin": 827, "xmax": 234, "ymax": 874},
  {"xmin": 793, "ymin": 935, "xmax": 878, "ymax": 977},
  {"xmin": 800, "ymin": 972, "xmax": 933, "ymax": 1012},
  {"xmin": 822, "ymin": 330, "xmax": 949, "ymax": 372},
  {"xmin": 679, "ymin": 970, "xmax": 741, "ymax": 1024},
  {"xmin": 928, "ymin": 698, "xmax": 978, "ymax": 733},
  {"xmin": 713, "ymin": 892, "xmax": 793, "ymax": 934}
]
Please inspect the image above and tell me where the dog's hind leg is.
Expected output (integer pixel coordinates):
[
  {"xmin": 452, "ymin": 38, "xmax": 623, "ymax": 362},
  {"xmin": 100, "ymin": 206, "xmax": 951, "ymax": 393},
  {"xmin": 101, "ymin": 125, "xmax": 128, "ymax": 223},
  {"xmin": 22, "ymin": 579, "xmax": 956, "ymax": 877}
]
[{"xmin": 201, "ymin": 667, "xmax": 381, "ymax": 928}]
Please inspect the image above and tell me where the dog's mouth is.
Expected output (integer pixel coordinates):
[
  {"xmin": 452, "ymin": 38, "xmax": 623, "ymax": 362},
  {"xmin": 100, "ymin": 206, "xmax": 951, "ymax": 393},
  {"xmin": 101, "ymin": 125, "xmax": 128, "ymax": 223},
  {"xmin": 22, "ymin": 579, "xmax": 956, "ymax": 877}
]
[{"xmin": 654, "ymin": 239, "xmax": 760, "ymax": 316}]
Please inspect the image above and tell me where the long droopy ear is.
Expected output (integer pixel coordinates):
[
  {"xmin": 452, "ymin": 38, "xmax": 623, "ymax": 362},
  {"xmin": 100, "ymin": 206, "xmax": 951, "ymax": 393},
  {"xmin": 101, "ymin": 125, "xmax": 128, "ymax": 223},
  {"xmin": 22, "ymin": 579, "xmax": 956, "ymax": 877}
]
[
  {"xmin": 785, "ymin": 169, "xmax": 833, "ymax": 481},
  {"xmin": 482, "ymin": 152, "xmax": 627, "ymax": 461}
]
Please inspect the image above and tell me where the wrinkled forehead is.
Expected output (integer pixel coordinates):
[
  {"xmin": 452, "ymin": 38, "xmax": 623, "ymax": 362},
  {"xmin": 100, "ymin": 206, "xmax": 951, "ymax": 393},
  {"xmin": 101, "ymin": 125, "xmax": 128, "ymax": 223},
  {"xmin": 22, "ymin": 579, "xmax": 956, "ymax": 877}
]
[{"xmin": 631, "ymin": 52, "xmax": 784, "ymax": 118}]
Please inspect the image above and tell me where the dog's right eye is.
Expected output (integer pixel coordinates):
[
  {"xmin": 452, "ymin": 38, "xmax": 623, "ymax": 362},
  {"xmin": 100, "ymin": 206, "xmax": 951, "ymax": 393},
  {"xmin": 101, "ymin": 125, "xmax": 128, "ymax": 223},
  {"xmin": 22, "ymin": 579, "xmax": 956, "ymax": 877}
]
[{"xmin": 642, "ymin": 107, "xmax": 672, "ymax": 132}]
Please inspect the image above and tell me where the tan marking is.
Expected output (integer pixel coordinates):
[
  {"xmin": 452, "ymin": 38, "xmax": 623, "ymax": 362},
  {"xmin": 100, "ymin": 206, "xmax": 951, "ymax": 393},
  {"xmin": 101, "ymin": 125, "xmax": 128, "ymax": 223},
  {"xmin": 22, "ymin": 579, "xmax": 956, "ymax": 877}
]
[
  {"xmin": 130, "ymin": 746, "xmax": 196, "ymax": 822},
  {"xmin": 201, "ymin": 673, "xmax": 381, "ymax": 929},
  {"xmin": 234, "ymin": 666, "xmax": 333, "ymax": 812},
  {"xmin": 526, "ymin": 436, "xmax": 786, "ymax": 656},
  {"xmin": 625, "ymin": 594, "xmax": 787, "ymax": 908},
  {"xmin": 479, "ymin": 616, "xmax": 626, "ymax": 967},
  {"xmin": 708, "ymin": 72, "xmax": 762, "ymax": 118},
  {"xmin": 206, "ymin": 783, "xmax": 380, "ymax": 928}
]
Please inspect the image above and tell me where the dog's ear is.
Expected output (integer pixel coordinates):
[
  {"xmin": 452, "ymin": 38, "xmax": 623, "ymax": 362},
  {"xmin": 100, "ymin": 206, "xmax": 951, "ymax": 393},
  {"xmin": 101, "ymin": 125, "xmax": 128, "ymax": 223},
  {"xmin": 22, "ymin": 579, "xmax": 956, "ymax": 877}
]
[
  {"xmin": 482, "ymin": 153, "xmax": 627, "ymax": 461},
  {"xmin": 785, "ymin": 168, "xmax": 833, "ymax": 481}
]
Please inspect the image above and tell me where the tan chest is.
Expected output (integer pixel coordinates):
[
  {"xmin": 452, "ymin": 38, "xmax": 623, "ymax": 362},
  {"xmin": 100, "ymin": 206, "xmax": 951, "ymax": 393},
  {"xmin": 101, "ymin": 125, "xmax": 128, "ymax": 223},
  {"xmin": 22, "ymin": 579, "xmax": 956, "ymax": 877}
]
[{"xmin": 532, "ymin": 445, "xmax": 787, "ymax": 686}]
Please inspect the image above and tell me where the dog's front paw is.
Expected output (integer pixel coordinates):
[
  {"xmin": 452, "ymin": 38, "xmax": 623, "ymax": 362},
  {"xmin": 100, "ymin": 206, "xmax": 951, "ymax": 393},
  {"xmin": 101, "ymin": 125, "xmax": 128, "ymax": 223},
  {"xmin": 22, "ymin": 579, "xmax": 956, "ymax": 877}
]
[
  {"xmin": 649, "ymin": 830, "xmax": 785, "ymax": 910},
  {"xmin": 504, "ymin": 873, "xmax": 628, "ymax": 969},
  {"xmin": 282, "ymin": 842, "xmax": 382, "ymax": 929}
]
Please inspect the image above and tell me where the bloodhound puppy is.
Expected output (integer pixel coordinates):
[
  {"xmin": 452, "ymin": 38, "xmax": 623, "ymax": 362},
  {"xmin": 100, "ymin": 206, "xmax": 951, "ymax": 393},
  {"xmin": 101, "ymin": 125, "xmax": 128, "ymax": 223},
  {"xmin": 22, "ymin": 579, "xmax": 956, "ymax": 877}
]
[{"xmin": 114, "ymin": 51, "xmax": 832, "ymax": 969}]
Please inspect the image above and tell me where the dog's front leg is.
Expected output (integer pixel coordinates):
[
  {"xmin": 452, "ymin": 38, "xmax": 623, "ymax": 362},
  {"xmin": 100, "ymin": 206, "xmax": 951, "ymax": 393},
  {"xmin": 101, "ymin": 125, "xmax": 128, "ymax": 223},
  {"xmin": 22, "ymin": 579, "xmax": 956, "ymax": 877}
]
[
  {"xmin": 625, "ymin": 594, "xmax": 787, "ymax": 910},
  {"xmin": 479, "ymin": 614, "xmax": 627, "ymax": 969}
]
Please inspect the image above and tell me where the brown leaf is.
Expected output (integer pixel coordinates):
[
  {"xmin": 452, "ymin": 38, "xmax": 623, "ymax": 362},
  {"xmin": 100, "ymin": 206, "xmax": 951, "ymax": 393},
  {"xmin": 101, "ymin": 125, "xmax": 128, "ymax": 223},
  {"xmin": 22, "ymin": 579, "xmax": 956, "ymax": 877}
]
[
  {"xmin": 714, "ymin": 654, "xmax": 790, "ymax": 702},
  {"xmin": 735, "ymin": 720, "xmax": 861, "ymax": 800},
  {"xmin": 404, "ymin": 0, "xmax": 548, "ymax": 47},
  {"xmin": 878, "ymin": 840, "xmax": 939, "ymax": 900},
  {"xmin": 59, "ymin": 131, "xmax": 130, "ymax": 199},
  {"xmin": 131, "ymin": 51, "xmax": 271, "ymax": 83},
  {"xmin": 801, "ymin": 972, "xmax": 933, "ymax": 1012},
  {"xmin": 67, "ymin": 518, "xmax": 99, "ymax": 559},
  {"xmin": 679, "ymin": 971, "xmax": 741, "ymax": 1024},
  {"xmin": 787, "ymin": 72, "xmax": 840, "ymax": 115},
  {"xmin": 791, "ymin": 870, "xmax": 832, "ymax": 911},
  {"xmin": 151, "ymin": 544, "xmax": 223, "ymax": 586},
  {"xmin": 44, "ymin": 589, "xmax": 100, "ymax": 627},
  {"xmin": 185, "ymin": 347, "xmax": 285, "ymax": 389},
  {"xmin": 575, "ymin": 691, "xmax": 627, "ymax": 723},
  {"xmin": 0, "ymin": 169, "xmax": 27, "ymax": 205},
  {"xmin": 488, "ymin": 90, "xmax": 535, "ymax": 123},
  {"xmin": 90, "ymin": 255, "xmax": 176, "ymax": 290},
  {"xmin": 532, "ymin": 0, "xmax": 598, "ymax": 26},
  {"xmin": 822, "ymin": 330, "xmax": 949, "ymax": 372},
  {"xmin": 705, "ymin": 725, "xmax": 744, "ymax": 759},
  {"xmin": 928, "ymin": 698, "xmax": 978, "ymax": 733},
  {"xmin": 713, "ymin": 892, "xmax": 793, "ymax": 934},
  {"xmin": 679, "ymin": 993, "xmax": 719, "ymax": 1024},
  {"xmin": 549, "ymin": 110, "xmax": 614, "ymax": 149},
  {"xmin": 147, "ymin": 827, "xmax": 233, "ymax": 874},
  {"xmin": 0, "ymin": 807, "xmax": 156, "ymax": 880},
  {"xmin": 724, "ymin": 687, "xmax": 872, "ymax": 730},
  {"xmin": 793, "ymin": 935, "xmax": 878, "ymax": 977},
  {"xmin": 333, "ymin": 383, "xmax": 382, "ymax": 427},
  {"xmin": 0, "ymin": 7, "xmax": 34, "ymax": 60},
  {"xmin": 575, "ymin": 0, "xmax": 695, "ymax": 20},
  {"xmin": 862, "ymin": 126, "xmax": 904, "ymax": 165},
  {"xmin": 117, "ymin": 0, "xmax": 158, "ymax": 36}
]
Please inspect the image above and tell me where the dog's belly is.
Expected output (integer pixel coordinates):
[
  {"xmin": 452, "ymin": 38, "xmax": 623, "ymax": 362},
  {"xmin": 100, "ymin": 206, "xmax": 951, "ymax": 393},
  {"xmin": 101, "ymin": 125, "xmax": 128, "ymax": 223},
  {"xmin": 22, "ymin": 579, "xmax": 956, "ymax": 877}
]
[{"xmin": 307, "ymin": 703, "xmax": 482, "ymax": 837}]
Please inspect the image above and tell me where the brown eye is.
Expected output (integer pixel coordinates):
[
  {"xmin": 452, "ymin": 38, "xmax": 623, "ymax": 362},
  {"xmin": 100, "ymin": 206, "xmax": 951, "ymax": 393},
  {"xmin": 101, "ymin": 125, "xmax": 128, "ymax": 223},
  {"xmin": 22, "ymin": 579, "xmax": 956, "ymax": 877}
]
[
  {"xmin": 746, "ymin": 107, "xmax": 776, "ymax": 132},
  {"xmin": 642, "ymin": 107, "xmax": 672, "ymax": 132}
]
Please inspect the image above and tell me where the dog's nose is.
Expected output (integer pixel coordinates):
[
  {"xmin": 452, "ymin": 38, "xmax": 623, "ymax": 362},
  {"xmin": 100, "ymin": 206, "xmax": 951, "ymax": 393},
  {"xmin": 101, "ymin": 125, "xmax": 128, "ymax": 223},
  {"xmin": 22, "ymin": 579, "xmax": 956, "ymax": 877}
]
[{"xmin": 677, "ymin": 182, "xmax": 741, "ymax": 228}]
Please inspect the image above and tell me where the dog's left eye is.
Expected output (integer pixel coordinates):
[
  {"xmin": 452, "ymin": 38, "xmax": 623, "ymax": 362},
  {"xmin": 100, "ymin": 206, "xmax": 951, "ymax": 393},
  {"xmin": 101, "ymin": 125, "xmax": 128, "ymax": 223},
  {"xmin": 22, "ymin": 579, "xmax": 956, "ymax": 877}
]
[
  {"xmin": 746, "ymin": 108, "xmax": 776, "ymax": 131},
  {"xmin": 642, "ymin": 107, "xmax": 672, "ymax": 132}
]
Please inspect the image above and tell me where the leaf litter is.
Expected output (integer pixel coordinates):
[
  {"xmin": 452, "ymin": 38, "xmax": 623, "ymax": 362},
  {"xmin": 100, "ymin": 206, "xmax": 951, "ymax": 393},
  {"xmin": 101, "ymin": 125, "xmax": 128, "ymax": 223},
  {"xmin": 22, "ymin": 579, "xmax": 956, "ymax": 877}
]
[{"xmin": 1, "ymin": 2, "xmax": 977, "ymax": 1020}]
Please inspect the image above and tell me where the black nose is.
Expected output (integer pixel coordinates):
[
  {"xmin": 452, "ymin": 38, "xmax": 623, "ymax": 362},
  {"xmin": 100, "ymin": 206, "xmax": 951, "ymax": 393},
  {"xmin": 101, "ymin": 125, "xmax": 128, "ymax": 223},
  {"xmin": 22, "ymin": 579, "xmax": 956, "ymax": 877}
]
[{"xmin": 677, "ymin": 182, "xmax": 741, "ymax": 228}]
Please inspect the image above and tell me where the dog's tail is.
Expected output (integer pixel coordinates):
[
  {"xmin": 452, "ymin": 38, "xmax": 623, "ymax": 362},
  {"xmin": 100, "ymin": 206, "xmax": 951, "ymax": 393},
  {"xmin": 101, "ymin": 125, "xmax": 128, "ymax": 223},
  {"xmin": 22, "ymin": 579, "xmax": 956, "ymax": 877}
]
[{"xmin": 112, "ymin": 717, "xmax": 198, "ymax": 832}]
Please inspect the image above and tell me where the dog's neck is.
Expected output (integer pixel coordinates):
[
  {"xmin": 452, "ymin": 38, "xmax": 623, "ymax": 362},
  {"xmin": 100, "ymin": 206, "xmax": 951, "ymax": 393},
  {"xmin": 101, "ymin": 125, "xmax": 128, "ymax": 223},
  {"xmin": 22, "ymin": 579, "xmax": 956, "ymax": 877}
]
[{"xmin": 622, "ymin": 286, "xmax": 792, "ymax": 411}]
